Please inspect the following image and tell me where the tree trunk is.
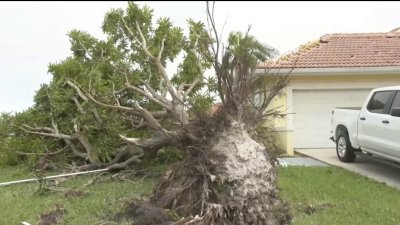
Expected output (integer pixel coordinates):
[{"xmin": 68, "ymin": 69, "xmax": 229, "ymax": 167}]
[{"xmin": 151, "ymin": 121, "xmax": 291, "ymax": 225}]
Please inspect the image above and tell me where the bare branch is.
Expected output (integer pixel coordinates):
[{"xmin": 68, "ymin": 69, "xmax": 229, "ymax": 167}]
[
  {"xmin": 16, "ymin": 144, "xmax": 70, "ymax": 156},
  {"xmin": 19, "ymin": 125, "xmax": 74, "ymax": 140},
  {"xmin": 121, "ymin": 17, "xmax": 141, "ymax": 44},
  {"xmin": 78, "ymin": 41, "xmax": 94, "ymax": 60},
  {"xmin": 19, "ymin": 123, "xmax": 88, "ymax": 159},
  {"xmin": 134, "ymin": 22, "xmax": 155, "ymax": 59},
  {"xmin": 127, "ymin": 87, "xmax": 170, "ymax": 109},
  {"xmin": 91, "ymin": 108, "xmax": 104, "ymax": 125},
  {"xmin": 81, "ymin": 83, "xmax": 136, "ymax": 113},
  {"xmin": 86, "ymin": 88, "xmax": 169, "ymax": 118},
  {"xmin": 207, "ymin": 1, "xmax": 224, "ymax": 104},
  {"xmin": 112, "ymin": 83, "xmax": 121, "ymax": 107},
  {"xmin": 65, "ymin": 80, "xmax": 89, "ymax": 102},
  {"xmin": 159, "ymin": 79, "xmax": 167, "ymax": 98},
  {"xmin": 76, "ymin": 133, "xmax": 96, "ymax": 163},
  {"xmin": 134, "ymin": 22, "xmax": 180, "ymax": 101},
  {"xmin": 72, "ymin": 96, "xmax": 86, "ymax": 115},
  {"xmin": 121, "ymin": 17, "xmax": 181, "ymax": 103},
  {"xmin": 139, "ymin": 79, "xmax": 158, "ymax": 98},
  {"xmin": 125, "ymin": 83, "xmax": 172, "ymax": 110},
  {"xmin": 51, "ymin": 118, "xmax": 59, "ymax": 135},
  {"xmin": 21, "ymin": 124, "xmax": 54, "ymax": 133},
  {"xmin": 184, "ymin": 77, "xmax": 202, "ymax": 97},
  {"xmin": 158, "ymin": 36, "xmax": 166, "ymax": 60},
  {"xmin": 65, "ymin": 80, "xmax": 169, "ymax": 119},
  {"xmin": 64, "ymin": 139, "xmax": 88, "ymax": 159}
]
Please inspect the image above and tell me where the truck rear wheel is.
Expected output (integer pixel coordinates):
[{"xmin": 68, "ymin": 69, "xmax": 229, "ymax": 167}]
[{"xmin": 336, "ymin": 133, "xmax": 356, "ymax": 162}]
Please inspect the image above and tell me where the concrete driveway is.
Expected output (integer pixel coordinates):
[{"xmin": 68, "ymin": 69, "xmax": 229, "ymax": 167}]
[{"xmin": 296, "ymin": 148, "xmax": 400, "ymax": 190}]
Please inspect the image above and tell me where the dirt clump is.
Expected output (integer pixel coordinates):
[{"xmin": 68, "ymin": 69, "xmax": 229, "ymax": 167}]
[{"xmin": 37, "ymin": 204, "xmax": 66, "ymax": 225}]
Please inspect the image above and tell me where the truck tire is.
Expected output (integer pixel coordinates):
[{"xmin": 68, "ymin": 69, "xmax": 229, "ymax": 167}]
[{"xmin": 336, "ymin": 133, "xmax": 356, "ymax": 162}]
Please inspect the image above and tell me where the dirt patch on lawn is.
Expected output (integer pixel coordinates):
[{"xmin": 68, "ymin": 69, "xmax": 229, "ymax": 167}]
[
  {"xmin": 115, "ymin": 200, "xmax": 173, "ymax": 225},
  {"xmin": 37, "ymin": 204, "xmax": 66, "ymax": 225}
]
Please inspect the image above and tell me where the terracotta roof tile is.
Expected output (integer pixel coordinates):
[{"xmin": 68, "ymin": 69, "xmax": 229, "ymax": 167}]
[{"xmin": 259, "ymin": 29, "xmax": 400, "ymax": 69}]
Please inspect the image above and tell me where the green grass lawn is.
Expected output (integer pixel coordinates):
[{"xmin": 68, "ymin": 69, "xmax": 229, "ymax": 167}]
[
  {"xmin": 0, "ymin": 166, "xmax": 159, "ymax": 225},
  {"xmin": 278, "ymin": 166, "xmax": 400, "ymax": 225},
  {"xmin": 1, "ymin": 165, "xmax": 399, "ymax": 225}
]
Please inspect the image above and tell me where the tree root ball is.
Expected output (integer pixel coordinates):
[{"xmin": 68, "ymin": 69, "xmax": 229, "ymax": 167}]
[{"xmin": 151, "ymin": 123, "xmax": 291, "ymax": 225}]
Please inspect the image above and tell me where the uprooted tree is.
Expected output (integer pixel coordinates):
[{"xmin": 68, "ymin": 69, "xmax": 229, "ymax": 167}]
[{"xmin": 4, "ymin": 1, "xmax": 292, "ymax": 224}]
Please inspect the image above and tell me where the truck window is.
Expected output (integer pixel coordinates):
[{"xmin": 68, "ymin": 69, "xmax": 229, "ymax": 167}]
[
  {"xmin": 367, "ymin": 91, "xmax": 393, "ymax": 114},
  {"xmin": 390, "ymin": 91, "xmax": 400, "ymax": 110}
]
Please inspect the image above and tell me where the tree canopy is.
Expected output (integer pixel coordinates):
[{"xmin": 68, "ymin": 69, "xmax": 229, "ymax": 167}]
[{"xmin": 0, "ymin": 1, "xmax": 285, "ymax": 170}]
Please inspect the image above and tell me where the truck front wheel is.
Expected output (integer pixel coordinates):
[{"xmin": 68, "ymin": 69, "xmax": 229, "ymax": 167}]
[{"xmin": 336, "ymin": 133, "xmax": 356, "ymax": 162}]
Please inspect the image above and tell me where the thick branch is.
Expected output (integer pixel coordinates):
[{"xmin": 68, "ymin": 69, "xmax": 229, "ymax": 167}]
[
  {"xmin": 120, "ymin": 134, "xmax": 172, "ymax": 151},
  {"xmin": 73, "ymin": 120, "xmax": 97, "ymax": 163},
  {"xmin": 107, "ymin": 153, "xmax": 143, "ymax": 171},
  {"xmin": 22, "ymin": 124, "xmax": 55, "ymax": 133},
  {"xmin": 133, "ymin": 103, "xmax": 165, "ymax": 134},
  {"xmin": 125, "ymin": 83, "xmax": 172, "ymax": 110},
  {"xmin": 64, "ymin": 139, "xmax": 88, "ymax": 159},
  {"xmin": 75, "ymin": 133, "xmax": 96, "ymax": 163}
]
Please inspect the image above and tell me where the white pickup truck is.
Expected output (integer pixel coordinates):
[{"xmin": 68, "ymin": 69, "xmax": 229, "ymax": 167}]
[{"xmin": 330, "ymin": 86, "xmax": 400, "ymax": 163}]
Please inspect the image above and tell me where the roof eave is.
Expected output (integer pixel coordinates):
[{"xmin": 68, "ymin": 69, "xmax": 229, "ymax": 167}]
[{"xmin": 255, "ymin": 66, "xmax": 400, "ymax": 76}]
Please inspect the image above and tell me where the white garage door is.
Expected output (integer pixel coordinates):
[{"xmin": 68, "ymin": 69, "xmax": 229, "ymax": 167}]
[{"xmin": 293, "ymin": 89, "xmax": 371, "ymax": 149}]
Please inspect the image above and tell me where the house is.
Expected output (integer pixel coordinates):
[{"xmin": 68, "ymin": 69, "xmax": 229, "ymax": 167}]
[{"xmin": 257, "ymin": 28, "xmax": 400, "ymax": 155}]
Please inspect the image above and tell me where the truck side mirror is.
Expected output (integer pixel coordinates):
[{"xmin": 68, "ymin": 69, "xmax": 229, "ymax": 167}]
[{"xmin": 390, "ymin": 107, "xmax": 400, "ymax": 117}]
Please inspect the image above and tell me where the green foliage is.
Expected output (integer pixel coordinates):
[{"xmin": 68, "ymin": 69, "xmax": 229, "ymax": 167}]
[
  {"xmin": 0, "ymin": 2, "xmax": 215, "ymax": 166},
  {"xmin": 226, "ymin": 31, "xmax": 278, "ymax": 66}
]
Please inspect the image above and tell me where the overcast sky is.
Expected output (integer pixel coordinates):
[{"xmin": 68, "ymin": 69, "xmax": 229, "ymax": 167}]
[{"xmin": 1, "ymin": 1, "xmax": 400, "ymax": 113}]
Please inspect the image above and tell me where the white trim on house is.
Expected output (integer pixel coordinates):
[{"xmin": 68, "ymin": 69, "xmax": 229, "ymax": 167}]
[{"xmin": 255, "ymin": 66, "xmax": 400, "ymax": 76}]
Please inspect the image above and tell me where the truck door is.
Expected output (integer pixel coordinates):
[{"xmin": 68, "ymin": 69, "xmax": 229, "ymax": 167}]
[
  {"xmin": 357, "ymin": 90, "xmax": 396, "ymax": 156},
  {"xmin": 384, "ymin": 91, "xmax": 400, "ymax": 159}
]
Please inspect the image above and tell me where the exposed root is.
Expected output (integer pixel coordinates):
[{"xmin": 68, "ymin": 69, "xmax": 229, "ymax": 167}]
[
  {"xmin": 150, "ymin": 124, "xmax": 291, "ymax": 225},
  {"xmin": 151, "ymin": 148, "xmax": 214, "ymax": 216}
]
